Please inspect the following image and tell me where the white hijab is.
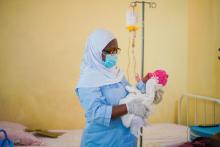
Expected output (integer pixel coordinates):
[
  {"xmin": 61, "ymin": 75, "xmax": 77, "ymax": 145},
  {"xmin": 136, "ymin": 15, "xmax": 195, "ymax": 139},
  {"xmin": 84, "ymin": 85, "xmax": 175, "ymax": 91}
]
[{"xmin": 76, "ymin": 29, "xmax": 124, "ymax": 88}]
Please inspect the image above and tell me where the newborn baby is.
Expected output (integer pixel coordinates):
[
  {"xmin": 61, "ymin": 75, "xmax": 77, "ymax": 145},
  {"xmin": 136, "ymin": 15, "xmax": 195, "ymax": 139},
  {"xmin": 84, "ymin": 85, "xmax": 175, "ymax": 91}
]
[{"xmin": 120, "ymin": 69, "xmax": 168, "ymax": 137}]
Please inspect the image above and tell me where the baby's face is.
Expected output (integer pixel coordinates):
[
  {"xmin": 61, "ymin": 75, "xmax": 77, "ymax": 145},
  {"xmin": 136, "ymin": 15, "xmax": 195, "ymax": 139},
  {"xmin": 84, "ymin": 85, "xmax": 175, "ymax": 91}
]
[{"xmin": 153, "ymin": 89, "xmax": 164, "ymax": 104}]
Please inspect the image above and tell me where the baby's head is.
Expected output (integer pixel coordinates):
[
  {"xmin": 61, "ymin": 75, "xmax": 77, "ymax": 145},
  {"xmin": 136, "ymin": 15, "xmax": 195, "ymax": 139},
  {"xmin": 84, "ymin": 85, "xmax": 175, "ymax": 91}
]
[
  {"xmin": 143, "ymin": 69, "xmax": 168, "ymax": 86},
  {"xmin": 144, "ymin": 69, "xmax": 168, "ymax": 104}
]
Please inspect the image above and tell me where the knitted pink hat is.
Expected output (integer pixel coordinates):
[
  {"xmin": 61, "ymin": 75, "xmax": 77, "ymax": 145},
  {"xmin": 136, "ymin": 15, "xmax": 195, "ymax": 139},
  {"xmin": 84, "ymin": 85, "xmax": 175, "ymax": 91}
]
[{"xmin": 146, "ymin": 69, "xmax": 168, "ymax": 86}]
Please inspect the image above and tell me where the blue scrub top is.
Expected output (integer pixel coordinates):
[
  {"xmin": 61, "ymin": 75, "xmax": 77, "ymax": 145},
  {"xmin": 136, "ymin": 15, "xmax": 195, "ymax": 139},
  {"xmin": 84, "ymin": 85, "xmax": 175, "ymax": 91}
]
[{"xmin": 75, "ymin": 78, "xmax": 145, "ymax": 147}]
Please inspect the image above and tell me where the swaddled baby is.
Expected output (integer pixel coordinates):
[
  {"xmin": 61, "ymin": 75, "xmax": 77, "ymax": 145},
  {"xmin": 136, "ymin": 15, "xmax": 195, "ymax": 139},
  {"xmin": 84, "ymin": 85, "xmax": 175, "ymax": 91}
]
[{"xmin": 119, "ymin": 69, "xmax": 168, "ymax": 137}]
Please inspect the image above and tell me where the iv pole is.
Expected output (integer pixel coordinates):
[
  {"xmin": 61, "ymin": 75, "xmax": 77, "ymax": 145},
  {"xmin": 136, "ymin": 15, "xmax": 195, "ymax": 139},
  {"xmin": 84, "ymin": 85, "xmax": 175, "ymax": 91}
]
[{"xmin": 129, "ymin": 1, "xmax": 156, "ymax": 147}]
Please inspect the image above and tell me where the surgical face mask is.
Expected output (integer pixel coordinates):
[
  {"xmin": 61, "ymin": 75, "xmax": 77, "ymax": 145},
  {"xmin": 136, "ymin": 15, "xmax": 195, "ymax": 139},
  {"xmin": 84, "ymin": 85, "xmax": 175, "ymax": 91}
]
[{"xmin": 102, "ymin": 54, "xmax": 118, "ymax": 68}]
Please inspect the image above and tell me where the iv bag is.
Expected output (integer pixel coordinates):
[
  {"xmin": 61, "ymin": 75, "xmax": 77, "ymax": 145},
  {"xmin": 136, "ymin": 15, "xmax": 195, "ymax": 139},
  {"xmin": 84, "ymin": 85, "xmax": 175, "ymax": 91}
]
[{"xmin": 126, "ymin": 7, "xmax": 138, "ymax": 31}]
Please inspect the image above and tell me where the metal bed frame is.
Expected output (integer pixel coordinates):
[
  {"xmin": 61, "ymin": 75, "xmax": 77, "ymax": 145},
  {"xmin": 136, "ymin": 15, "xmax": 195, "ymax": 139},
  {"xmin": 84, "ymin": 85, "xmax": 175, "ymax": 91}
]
[{"xmin": 178, "ymin": 93, "xmax": 220, "ymax": 140}]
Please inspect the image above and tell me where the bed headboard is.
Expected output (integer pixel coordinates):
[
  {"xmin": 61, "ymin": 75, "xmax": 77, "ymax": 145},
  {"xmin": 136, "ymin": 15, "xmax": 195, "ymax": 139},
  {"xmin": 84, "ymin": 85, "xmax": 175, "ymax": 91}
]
[{"xmin": 178, "ymin": 93, "xmax": 220, "ymax": 126}]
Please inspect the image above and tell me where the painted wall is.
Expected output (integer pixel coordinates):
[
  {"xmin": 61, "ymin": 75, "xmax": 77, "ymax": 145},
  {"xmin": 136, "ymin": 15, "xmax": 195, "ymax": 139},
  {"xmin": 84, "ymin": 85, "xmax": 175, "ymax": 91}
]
[
  {"xmin": 188, "ymin": 0, "xmax": 219, "ymax": 97},
  {"xmin": 184, "ymin": 0, "xmax": 220, "ymax": 125},
  {"xmin": 215, "ymin": 0, "xmax": 220, "ymax": 97},
  {"xmin": 0, "ymin": 0, "xmax": 187, "ymax": 129}
]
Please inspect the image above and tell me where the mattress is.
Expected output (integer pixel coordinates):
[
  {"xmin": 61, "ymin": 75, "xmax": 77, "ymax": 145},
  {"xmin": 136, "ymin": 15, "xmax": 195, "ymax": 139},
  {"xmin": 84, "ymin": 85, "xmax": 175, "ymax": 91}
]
[
  {"xmin": 142, "ymin": 123, "xmax": 188, "ymax": 147},
  {"xmin": 15, "ymin": 123, "xmax": 188, "ymax": 147}
]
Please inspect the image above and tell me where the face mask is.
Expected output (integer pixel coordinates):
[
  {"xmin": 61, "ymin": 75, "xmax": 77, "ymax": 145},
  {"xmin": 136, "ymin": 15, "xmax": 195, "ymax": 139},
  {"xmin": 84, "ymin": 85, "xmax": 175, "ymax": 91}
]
[{"xmin": 102, "ymin": 54, "xmax": 118, "ymax": 68}]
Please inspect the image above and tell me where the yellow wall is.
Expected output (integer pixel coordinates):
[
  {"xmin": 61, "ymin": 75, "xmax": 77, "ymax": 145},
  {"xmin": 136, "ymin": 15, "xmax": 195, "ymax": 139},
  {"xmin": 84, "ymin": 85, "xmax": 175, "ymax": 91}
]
[
  {"xmin": 0, "ymin": 0, "xmax": 189, "ymax": 129},
  {"xmin": 215, "ymin": 0, "xmax": 220, "ymax": 97},
  {"xmin": 188, "ymin": 0, "xmax": 219, "ymax": 97},
  {"xmin": 184, "ymin": 0, "xmax": 220, "ymax": 125}
]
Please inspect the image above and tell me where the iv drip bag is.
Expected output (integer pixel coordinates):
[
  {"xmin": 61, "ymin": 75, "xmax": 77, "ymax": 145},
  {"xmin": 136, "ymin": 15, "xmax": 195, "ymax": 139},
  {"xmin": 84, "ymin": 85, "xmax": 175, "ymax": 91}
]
[{"xmin": 126, "ymin": 6, "xmax": 138, "ymax": 31}]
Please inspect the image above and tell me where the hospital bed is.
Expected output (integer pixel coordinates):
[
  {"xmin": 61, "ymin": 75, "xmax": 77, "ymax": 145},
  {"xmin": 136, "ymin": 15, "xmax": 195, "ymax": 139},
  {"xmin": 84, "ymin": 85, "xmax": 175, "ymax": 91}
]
[
  {"xmin": 14, "ymin": 93, "xmax": 220, "ymax": 147},
  {"xmin": 142, "ymin": 93, "xmax": 220, "ymax": 147}
]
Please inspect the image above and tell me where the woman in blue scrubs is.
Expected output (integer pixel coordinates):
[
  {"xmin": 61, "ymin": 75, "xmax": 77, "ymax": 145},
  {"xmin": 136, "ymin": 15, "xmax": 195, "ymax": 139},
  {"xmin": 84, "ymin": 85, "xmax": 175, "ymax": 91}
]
[{"xmin": 75, "ymin": 29, "xmax": 148, "ymax": 147}]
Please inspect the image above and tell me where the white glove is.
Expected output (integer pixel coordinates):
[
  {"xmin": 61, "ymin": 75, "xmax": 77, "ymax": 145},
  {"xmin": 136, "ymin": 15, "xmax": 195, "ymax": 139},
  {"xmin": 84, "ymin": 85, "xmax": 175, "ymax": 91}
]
[
  {"xmin": 125, "ymin": 86, "xmax": 141, "ymax": 94},
  {"xmin": 126, "ymin": 99, "xmax": 149, "ymax": 118}
]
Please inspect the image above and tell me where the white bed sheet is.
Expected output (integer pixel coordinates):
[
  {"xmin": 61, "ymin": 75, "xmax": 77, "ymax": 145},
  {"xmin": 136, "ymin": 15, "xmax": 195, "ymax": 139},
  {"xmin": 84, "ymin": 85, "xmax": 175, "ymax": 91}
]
[
  {"xmin": 142, "ymin": 123, "xmax": 188, "ymax": 147},
  {"xmin": 15, "ymin": 123, "xmax": 187, "ymax": 147}
]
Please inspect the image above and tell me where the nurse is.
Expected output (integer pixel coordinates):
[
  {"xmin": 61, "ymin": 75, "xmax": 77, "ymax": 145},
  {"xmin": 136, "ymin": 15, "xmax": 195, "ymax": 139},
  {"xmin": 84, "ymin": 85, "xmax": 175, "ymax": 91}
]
[{"xmin": 75, "ymin": 29, "xmax": 148, "ymax": 147}]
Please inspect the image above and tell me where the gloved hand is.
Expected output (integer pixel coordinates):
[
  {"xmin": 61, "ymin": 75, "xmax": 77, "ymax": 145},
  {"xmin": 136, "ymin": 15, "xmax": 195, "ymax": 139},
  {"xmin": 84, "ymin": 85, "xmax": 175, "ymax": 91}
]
[{"xmin": 126, "ymin": 99, "xmax": 149, "ymax": 118}]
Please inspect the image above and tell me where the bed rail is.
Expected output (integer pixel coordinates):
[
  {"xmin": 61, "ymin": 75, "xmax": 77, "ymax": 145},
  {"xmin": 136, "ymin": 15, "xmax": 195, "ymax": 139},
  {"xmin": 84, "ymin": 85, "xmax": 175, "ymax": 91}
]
[
  {"xmin": 178, "ymin": 93, "xmax": 220, "ymax": 141},
  {"xmin": 178, "ymin": 93, "xmax": 220, "ymax": 126}
]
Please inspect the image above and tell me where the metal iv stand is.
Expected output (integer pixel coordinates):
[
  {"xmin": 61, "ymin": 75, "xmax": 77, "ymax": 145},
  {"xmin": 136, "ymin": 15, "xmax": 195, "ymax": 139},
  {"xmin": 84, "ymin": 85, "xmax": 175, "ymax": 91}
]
[{"xmin": 129, "ymin": 1, "xmax": 157, "ymax": 147}]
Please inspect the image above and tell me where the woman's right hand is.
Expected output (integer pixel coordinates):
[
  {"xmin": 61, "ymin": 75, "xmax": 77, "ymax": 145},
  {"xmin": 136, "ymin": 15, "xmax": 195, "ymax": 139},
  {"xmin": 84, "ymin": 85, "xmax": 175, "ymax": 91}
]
[{"xmin": 126, "ymin": 99, "xmax": 149, "ymax": 118}]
